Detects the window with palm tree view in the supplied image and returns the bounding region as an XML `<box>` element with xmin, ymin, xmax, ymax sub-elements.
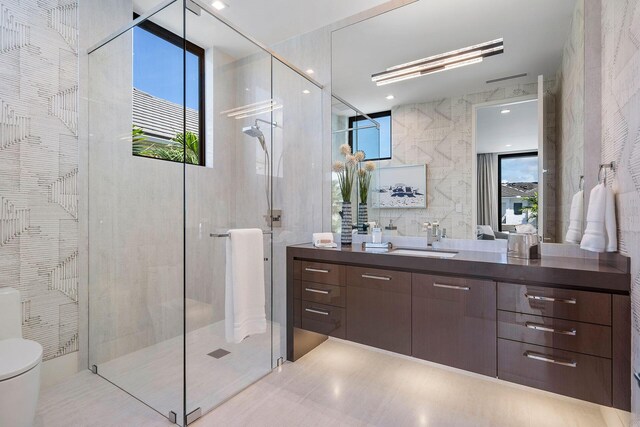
<box><xmin>131</xmin><ymin>18</ymin><xmax>204</xmax><ymax>165</ymax></box>
<box><xmin>498</xmin><ymin>152</ymin><xmax>538</xmax><ymax>232</ymax></box>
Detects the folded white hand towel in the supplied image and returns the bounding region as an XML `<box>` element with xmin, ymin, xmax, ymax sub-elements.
<box><xmin>565</xmin><ymin>190</ymin><xmax>583</xmax><ymax>244</ymax></box>
<box><xmin>225</xmin><ymin>229</ymin><xmax>266</xmax><ymax>343</ymax></box>
<box><xmin>312</xmin><ymin>232</ymin><xmax>335</xmax><ymax>247</ymax></box>
<box><xmin>580</xmin><ymin>184</ymin><xmax>617</xmax><ymax>252</ymax></box>
<box><xmin>604</xmin><ymin>185</ymin><xmax>617</xmax><ymax>252</ymax></box>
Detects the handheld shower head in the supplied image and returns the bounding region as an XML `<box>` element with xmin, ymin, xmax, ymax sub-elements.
<box><xmin>242</xmin><ymin>124</ymin><xmax>267</xmax><ymax>152</ymax></box>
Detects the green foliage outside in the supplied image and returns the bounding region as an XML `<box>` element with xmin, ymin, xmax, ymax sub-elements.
<box><xmin>132</xmin><ymin>125</ymin><xmax>200</xmax><ymax>165</ymax></box>
<box><xmin>523</xmin><ymin>191</ymin><xmax>538</xmax><ymax>221</ymax></box>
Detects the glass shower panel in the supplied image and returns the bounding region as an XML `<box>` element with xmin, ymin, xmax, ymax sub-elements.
<box><xmin>184</xmin><ymin>5</ymin><xmax>274</xmax><ymax>419</ymax></box>
<box><xmin>88</xmin><ymin>1</ymin><xmax>185</xmax><ymax>423</ymax></box>
<box><xmin>271</xmin><ymin>59</ymin><xmax>323</xmax><ymax>362</ymax></box>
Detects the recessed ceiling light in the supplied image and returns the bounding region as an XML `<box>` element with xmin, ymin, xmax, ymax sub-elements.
<box><xmin>505</xmin><ymin>144</ymin><xmax>512</xmax><ymax>147</ymax></box>
<box><xmin>212</xmin><ymin>1</ymin><xmax>227</xmax><ymax>10</ymax></box>
<box><xmin>302</xmin><ymin>89</ymin><xmax>310</xmax><ymax>94</ymax></box>
<box><xmin>305</xmin><ymin>69</ymin><xmax>314</xmax><ymax>75</ymax></box>
<box><xmin>371</xmin><ymin>38</ymin><xmax>504</xmax><ymax>86</ymax></box>
<box><xmin>386</xmin><ymin>95</ymin><xmax>395</xmax><ymax>100</ymax></box>
<box><xmin>501</xmin><ymin>109</ymin><xmax>511</xmax><ymax>114</ymax></box>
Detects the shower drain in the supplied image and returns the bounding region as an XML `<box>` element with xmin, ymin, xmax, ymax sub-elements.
<box><xmin>208</xmin><ymin>348</ymin><xmax>231</xmax><ymax>359</ymax></box>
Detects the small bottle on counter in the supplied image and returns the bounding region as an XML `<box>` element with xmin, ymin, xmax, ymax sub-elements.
<box><xmin>384</xmin><ymin>219</ymin><xmax>398</xmax><ymax>237</ymax></box>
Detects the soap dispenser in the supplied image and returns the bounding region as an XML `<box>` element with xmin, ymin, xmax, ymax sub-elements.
<box><xmin>371</xmin><ymin>223</ymin><xmax>382</xmax><ymax>244</ymax></box>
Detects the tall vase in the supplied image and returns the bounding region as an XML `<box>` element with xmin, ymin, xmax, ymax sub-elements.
<box><xmin>341</xmin><ymin>202</ymin><xmax>352</xmax><ymax>245</ymax></box>
<box><xmin>357</xmin><ymin>202</ymin><xmax>368</xmax><ymax>234</ymax></box>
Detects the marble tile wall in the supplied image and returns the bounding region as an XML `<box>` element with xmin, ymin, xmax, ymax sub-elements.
<box><xmin>0</xmin><ymin>0</ymin><xmax>79</xmax><ymax>361</ymax></box>
<box><xmin>600</xmin><ymin>0</ymin><xmax>640</xmax><ymax>419</ymax></box>
<box><xmin>556</xmin><ymin>0</ymin><xmax>585</xmax><ymax>242</ymax></box>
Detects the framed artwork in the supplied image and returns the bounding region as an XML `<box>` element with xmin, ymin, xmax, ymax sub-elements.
<box><xmin>371</xmin><ymin>164</ymin><xmax>427</xmax><ymax>209</ymax></box>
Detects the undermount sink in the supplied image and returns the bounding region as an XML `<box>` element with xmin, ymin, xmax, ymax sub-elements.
<box><xmin>389</xmin><ymin>248</ymin><xmax>458</xmax><ymax>258</ymax></box>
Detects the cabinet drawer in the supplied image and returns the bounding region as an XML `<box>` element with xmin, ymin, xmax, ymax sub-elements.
<box><xmin>497</xmin><ymin>283</ymin><xmax>611</xmax><ymax>325</ymax></box>
<box><xmin>301</xmin><ymin>261</ymin><xmax>344</xmax><ymax>286</ymax></box>
<box><xmin>497</xmin><ymin>311</ymin><xmax>611</xmax><ymax>358</ymax></box>
<box><xmin>301</xmin><ymin>281</ymin><xmax>345</xmax><ymax>307</ymax></box>
<box><xmin>346</xmin><ymin>266</ymin><xmax>411</xmax><ymax>294</ymax></box>
<box><xmin>301</xmin><ymin>301</ymin><xmax>345</xmax><ymax>339</ymax></box>
<box><xmin>498</xmin><ymin>339</ymin><xmax>612</xmax><ymax>406</ymax></box>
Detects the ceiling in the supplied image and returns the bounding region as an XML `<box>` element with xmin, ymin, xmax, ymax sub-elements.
<box><xmin>134</xmin><ymin>0</ymin><xmax>390</xmax><ymax>60</ymax></box>
<box><xmin>476</xmin><ymin>99</ymin><xmax>538</xmax><ymax>154</ymax></box>
<box><xmin>332</xmin><ymin>0</ymin><xmax>577</xmax><ymax>114</ymax></box>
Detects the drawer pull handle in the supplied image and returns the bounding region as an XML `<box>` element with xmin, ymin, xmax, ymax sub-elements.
<box><xmin>525</xmin><ymin>293</ymin><xmax>576</xmax><ymax>304</ymax></box>
<box><xmin>524</xmin><ymin>351</ymin><xmax>577</xmax><ymax>368</ymax></box>
<box><xmin>433</xmin><ymin>283</ymin><xmax>470</xmax><ymax>291</ymax></box>
<box><xmin>362</xmin><ymin>274</ymin><xmax>391</xmax><ymax>281</ymax></box>
<box><xmin>525</xmin><ymin>322</ymin><xmax>577</xmax><ymax>336</ymax></box>
<box><xmin>305</xmin><ymin>308</ymin><xmax>330</xmax><ymax>316</ymax></box>
<box><xmin>305</xmin><ymin>268</ymin><xmax>330</xmax><ymax>274</ymax></box>
<box><xmin>305</xmin><ymin>287</ymin><xmax>330</xmax><ymax>295</ymax></box>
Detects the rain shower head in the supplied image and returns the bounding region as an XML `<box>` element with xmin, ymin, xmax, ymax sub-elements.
<box><xmin>242</xmin><ymin>124</ymin><xmax>267</xmax><ymax>152</ymax></box>
<box><xmin>242</xmin><ymin>125</ymin><xmax>263</xmax><ymax>139</ymax></box>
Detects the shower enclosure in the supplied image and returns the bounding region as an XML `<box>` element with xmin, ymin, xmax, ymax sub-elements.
<box><xmin>87</xmin><ymin>1</ymin><xmax>323</xmax><ymax>424</ymax></box>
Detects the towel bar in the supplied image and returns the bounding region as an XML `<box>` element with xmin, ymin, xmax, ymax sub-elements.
<box><xmin>210</xmin><ymin>231</ymin><xmax>273</xmax><ymax>238</ymax></box>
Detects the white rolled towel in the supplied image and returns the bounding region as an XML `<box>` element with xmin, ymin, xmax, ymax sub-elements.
<box><xmin>580</xmin><ymin>184</ymin><xmax>617</xmax><ymax>252</ymax></box>
<box><xmin>565</xmin><ymin>190</ymin><xmax>583</xmax><ymax>244</ymax></box>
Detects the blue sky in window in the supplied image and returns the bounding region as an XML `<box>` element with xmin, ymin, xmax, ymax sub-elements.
<box><xmin>501</xmin><ymin>156</ymin><xmax>538</xmax><ymax>183</ymax></box>
<box><xmin>133</xmin><ymin>26</ymin><xmax>200</xmax><ymax>110</ymax></box>
<box><xmin>354</xmin><ymin>115</ymin><xmax>391</xmax><ymax>160</ymax></box>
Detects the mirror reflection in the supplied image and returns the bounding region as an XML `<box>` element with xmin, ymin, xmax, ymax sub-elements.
<box><xmin>331</xmin><ymin>0</ymin><xmax>584</xmax><ymax>243</ymax></box>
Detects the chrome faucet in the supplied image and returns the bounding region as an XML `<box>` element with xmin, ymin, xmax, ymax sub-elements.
<box><xmin>422</xmin><ymin>221</ymin><xmax>441</xmax><ymax>245</ymax></box>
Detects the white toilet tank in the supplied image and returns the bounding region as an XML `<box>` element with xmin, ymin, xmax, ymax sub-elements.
<box><xmin>0</xmin><ymin>287</ymin><xmax>23</xmax><ymax>340</ymax></box>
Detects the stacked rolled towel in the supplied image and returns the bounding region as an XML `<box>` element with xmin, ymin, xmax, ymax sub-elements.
<box><xmin>565</xmin><ymin>190</ymin><xmax>584</xmax><ymax>244</ymax></box>
<box><xmin>580</xmin><ymin>184</ymin><xmax>617</xmax><ymax>252</ymax></box>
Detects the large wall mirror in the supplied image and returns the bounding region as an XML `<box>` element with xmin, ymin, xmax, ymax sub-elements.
<box><xmin>331</xmin><ymin>0</ymin><xmax>585</xmax><ymax>243</ymax></box>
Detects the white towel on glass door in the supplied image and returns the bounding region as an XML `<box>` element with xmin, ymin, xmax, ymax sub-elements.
<box><xmin>580</xmin><ymin>184</ymin><xmax>617</xmax><ymax>252</ymax></box>
<box><xmin>565</xmin><ymin>190</ymin><xmax>583</xmax><ymax>244</ymax></box>
<box><xmin>225</xmin><ymin>229</ymin><xmax>266</xmax><ymax>343</ymax></box>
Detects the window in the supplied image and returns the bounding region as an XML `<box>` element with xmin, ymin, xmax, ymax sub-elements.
<box><xmin>348</xmin><ymin>110</ymin><xmax>391</xmax><ymax>161</ymax></box>
<box><xmin>131</xmin><ymin>16</ymin><xmax>205</xmax><ymax>166</ymax></box>
<box><xmin>497</xmin><ymin>152</ymin><xmax>538</xmax><ymax>231</ymax></box>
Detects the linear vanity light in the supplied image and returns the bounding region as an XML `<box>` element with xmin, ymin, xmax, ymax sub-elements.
<box><xmin>371</xmin><ymin>38</ymin><xmax>504</xmax><ymax>86</ymax></box>
<box><xmin>220</xmin><ymin>99</ymin><xmax>283</xmax><ymax>119</ymax></box>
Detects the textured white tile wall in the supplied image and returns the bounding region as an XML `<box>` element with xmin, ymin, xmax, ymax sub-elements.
<box><xmin>0</xmin><ymin>0</ymin><xmax>79</xmax><ymax>361</ymax></box>
<box><xmin>601</xmin><ymin>0</ymin><xmax>640</xmax><ymax>419</ymax></box>
<box><xmin>371</xmin><ymin>81</ymin><xmax>556</xmax><ymax>239</ymax></box>
<box><xmin>556</xmin><ymin>0</ymin><xmax>585</xmax><ymax>242</ymax></box>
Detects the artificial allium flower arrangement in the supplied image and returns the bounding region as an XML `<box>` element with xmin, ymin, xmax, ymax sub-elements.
<box><xmin>358</xmin><ymin>160</ymin><xmax>376</xmax><ymax>204</ymax></box>
<box><xmin>332</xmin><ymin>143</ymin><xmax>376</xmax><ymax>203</ymax></box>
<box><xmin>332</xmin><ymin>143</ymin><xmax>358</xmax><ymax>202</ymax></box>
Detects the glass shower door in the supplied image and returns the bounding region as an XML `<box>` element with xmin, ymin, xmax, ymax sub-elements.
<box><xmin>184</xmin><ymin>5</ymin><xmax>274</xmax><ymax>421</ymax></box>
<box><xmin>88</xmin><ymin>1</ymin><xmax>185</xmax><ymax>423</ymax></box>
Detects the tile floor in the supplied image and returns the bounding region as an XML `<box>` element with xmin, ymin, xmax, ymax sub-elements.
<box><xmin>36</xmin><ymin>339</ymin><xmax>632</xmax><ymax>427</ymax></box>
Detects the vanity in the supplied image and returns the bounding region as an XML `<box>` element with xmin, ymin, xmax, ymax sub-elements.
<box><xmin>286</xmin><ymin>244</ymin><xmax>631</xmax><ymax>411</ymax></box>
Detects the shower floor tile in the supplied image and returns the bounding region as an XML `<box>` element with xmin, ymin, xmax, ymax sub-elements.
<box><xmin>96</xmin><ymin>319</ymin><xmax>279</xmax><ymax>423</ymax></box>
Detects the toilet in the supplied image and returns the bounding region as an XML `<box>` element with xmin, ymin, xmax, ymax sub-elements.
<box><xmin>0</xmin><ymin>287</ymin><xmax>43</xmax><ymax>427</ymax></box>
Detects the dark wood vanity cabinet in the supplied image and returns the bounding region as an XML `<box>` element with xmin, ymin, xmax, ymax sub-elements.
<box><xmin>287</xmin><ymin>245</ymin><xmax>631</xmax><ymax>411</ymax></box>
<box><xmin>346</xmin><ymin>266</ymin><xmax>411</xmax><ymax>355</ymax></box>
<box><xmin>412</xmin><ymin>274</ymin><xmax>496</xmax><ymax>376</ymax></box>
